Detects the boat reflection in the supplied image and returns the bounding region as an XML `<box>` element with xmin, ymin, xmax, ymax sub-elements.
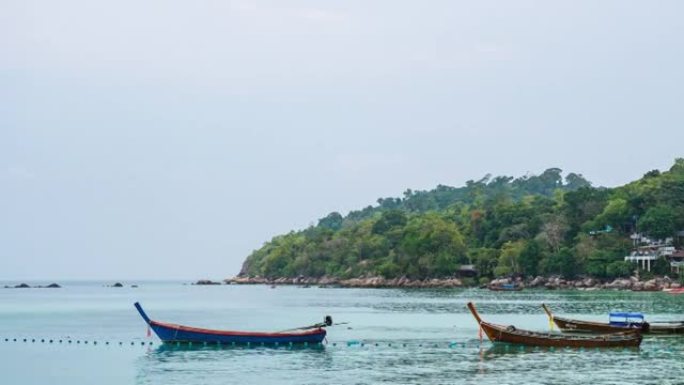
<box><xmin>479</xmin><ymin>343</ymin><xmax>640</xmax><ymax>360</ymax></box>
<box><xmin>149</xmin><ymin>341</ymin><xmax>327</xmax><ymax>353</ymax></box>
<box><xmin>135</xmin><ymin>341</ymin><xmax>331</xmax><ymax>383</ymax></box>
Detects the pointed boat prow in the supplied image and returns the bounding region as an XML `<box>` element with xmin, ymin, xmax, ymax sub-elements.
<box><xmin>467</xmin><ymin>302</ymin><xmax>483</xmax><ymax>324</ymax></box>
<box><xmin>134</xmin><ymin>302</ymin><xmax>152</xmax><ymax>325</ymax></box>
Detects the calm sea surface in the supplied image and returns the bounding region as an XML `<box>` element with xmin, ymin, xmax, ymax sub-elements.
<box><xmin>0</xmin><ymin>282</ymin><xmax>682</xmax><ymax>384</ymax></box>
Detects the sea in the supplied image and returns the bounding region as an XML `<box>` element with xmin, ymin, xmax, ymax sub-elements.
<box><xmin>0</xmin><ymin>281</ymin><xmax>682</xmax><ymax>385</ymax></box>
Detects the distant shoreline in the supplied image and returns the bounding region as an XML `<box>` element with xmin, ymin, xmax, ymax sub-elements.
<box><xmin>219</xmin><ymin>275</ymin><xmax>681</xmax><ymax>291</ymax></box>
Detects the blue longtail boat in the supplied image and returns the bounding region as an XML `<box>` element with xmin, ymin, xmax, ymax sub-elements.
<box><xmin>134</xmin><ymin>302</ymin><xmax>329</xmax><ymax>345</ymax></box>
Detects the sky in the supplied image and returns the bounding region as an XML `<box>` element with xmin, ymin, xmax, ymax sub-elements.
<box><xmin>1</xmin><ymin>0</ymin><xmax>683</xmax><ymax>280</ymax></box>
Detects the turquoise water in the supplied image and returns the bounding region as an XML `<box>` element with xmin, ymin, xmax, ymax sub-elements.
<box><xmin>1</xmin><ymin>282</ymin><xmax>683</xmax><ymax>384</ymax></box>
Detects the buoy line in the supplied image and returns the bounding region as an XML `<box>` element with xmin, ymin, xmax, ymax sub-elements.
<box><xmin>1</xmin><ymin>337</ymin><xmax>675</xmax><ymax>353</ymax></box>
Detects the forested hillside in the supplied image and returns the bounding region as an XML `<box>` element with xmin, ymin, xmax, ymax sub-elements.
<box><xmin>240</xmin><ymin>159</ymin><xmax>684</xmax><ymax>282</ymax></box>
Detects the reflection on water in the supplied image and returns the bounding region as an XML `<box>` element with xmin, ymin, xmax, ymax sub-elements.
<box><xmin>478</xmin><ymin>343</ymin><xmax>642</xmax><ymax>358</ymax></box>
<box><xmin>137</xmin><ymin>343</ymin><xmax>333</xmax><ymax>385</ymax></box>
<box><xmin>150</xmin><ymin>342</ymin><xmax>326</xmax><ymax>354</ymax></box>
<box><xmin>134</xmin><ymin>337</ymin><xmax>684</xmax><ymax>385</ymax></box>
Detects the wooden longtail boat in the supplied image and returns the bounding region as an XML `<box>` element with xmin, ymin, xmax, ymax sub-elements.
<box><xmin>542</xmin><ymin>303</ymin><xmax>684</xmax><ymax>335</ymax></box>
<box><xmin>487</xmin><ymin>283</ymin><xmax>523</xmax><ymax>291</ymax></box>
<box><xmin>134</xmin><ymin>302</ymin><xmax>329</xmax><ymax>345</ymax></box>
<box><xmin>466</xmin><ymin>302</ymin><xmax>642</xmax><ymax>348</ymax></box>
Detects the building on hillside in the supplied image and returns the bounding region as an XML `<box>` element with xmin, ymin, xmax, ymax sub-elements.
<box><xmin>668</xmin><ymin>250</ymin><xmax>684</xmax><ymax>274</ymax></box>
<box><xmin>457</xmin><ymin>264</ymin><xmax>478</xmax><ymax>278</ymax></box>
<box><xmin>624</xmin><ymin>244</ymin><xmax>675</xmax><ymax>272</ymax></box>
<box><xmin>630</xmin><ymin>232</ymin><xmax>674</xmax><ymax>248</ymax></box>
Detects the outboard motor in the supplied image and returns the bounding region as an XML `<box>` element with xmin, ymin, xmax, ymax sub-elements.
<box><xmin>324</xmin><ymin>315</ymin><xmax>333</xmax><ymax>327</ymax></box>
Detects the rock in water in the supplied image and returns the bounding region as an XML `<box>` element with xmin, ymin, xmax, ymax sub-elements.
<box><xmin>15</xmin><ymin>283</ymin><xmax>30</xmax><ymax>288</ymax></box>
<box><xmin>112</xmin><ymin>282</ymin><xmax>124</xmax><ymax>288</ymax></box>
<box><xmin>46</xmin><ymin>283</ymin><xmax>61</xmax><ymax>288</ymax></box>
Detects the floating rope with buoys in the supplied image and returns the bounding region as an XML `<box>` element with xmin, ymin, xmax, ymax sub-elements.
<box><xmin>0</xmin><ymin>336</ymin><xmax>482</xmax><ymax>349</ymax></box>
<box><xmin>0</xmin><ymin>337</ymin><xmax>154</xmax><ymax>346</ymax></box>
<box><xmin>2</xmin><ymin>337</ymin><xmax>676</xmax><ymax>353</ymax></box>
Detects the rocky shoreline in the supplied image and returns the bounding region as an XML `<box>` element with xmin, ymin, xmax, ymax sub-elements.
<box><xmin>220</xmin><ymin>276</ymin><xmax>464</xmax><ymax>288</ymax></box>
<box><xmin>219</xmin><ymin>275</ymin><xmax>682</xmax><ymax>291</ymax></box>
<box><xmin>491</xmin><ymin>276</ymin><xmax>681</xmax><ymax>291</ymax></box>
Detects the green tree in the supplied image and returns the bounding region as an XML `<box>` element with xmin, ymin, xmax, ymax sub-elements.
<box><xmin>638</xmin><ymin>205</ymin><xmax>678</xmax><ymax>241</ymax></box>
<box><xmin>606</xmin><ymin>261</ymin><xmax>634</xmax><ymax>278</ymax></box>
<box><xmin>494</xmin><ymin>240</ymin><xmax>525</xmax><ymax>277</ymax></box>
<box><xmin>540</xmin><ymin>247</ymin><xmax>579</xmax><ymax>279</ymax></box>
<box><xmin>652</xmin><ymin>257</ymin><xmax>671</xmax><ymax>276</ymax></box>
<box><xmin>594</xmin><ymin>198</ymin><xmax>632</xmax><ymax>231</ymax></box>
<box><xmin>585</xmin><ymin>250</ymin><xmax>613</xmax><ymax>278</ymax></box>
<box><xmin>469</xmin><ymin>248</ymin><xmax>500</xmax><ymax>278</ymax></box>
<box><xmin>565</xmin><ymin>173</ymin><xmax>591</xmax><ymax>190</ymax></box>
<box><xmin>398</xmin><ymin>214</ymin><xmax>467</xmax><ymax>278</ymax></box>
<box><xmin>519</xmin><ymin>240</ymin><xmax>542</xmax><ymax>277</ymax></box>
<box><xmin>372</xmin><ymin>210</ymin><xmax>407</xmax><ymax>234</ymax></box>
<box><xmin>318</xmin><ymin>212</ymin><xmax>344</xmax><ymax>231</ymax></box>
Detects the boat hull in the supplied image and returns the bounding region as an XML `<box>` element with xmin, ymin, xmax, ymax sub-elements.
<box><xmin>479</xmin><ymin>321</ymin><xmax>641</xmax><ymax>348</ymax></box>
<box><xmin>135</xmin><ymin>303</ymin><xmax>326</xmax><ymax>345</ymax></box>
<box><xmin>552</xmin><ymin>316</ymin><xmax>684</xmax><ymax>335</ymax></box>
<box><xmin>487</xmin><ymin>284</ymin><xmax>523</xmax><ymax>291</ymax></box>
<box><xmin>543</xmin><ymin>304</ymin><xmax>684</xmax><ymax>335</ymax></box>
<box><xmin>149</xmin><ymin>322</ymin><xmax>326</xmax><ymax>344</ymax></box>
<box><xmin>467</xmin><ymin>302</ymin><xmax>642</xmax><ymax>348</ymax></box>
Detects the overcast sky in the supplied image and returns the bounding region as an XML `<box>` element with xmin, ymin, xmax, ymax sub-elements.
<box><xmin>1</xmin><ymin>0</ymin><xmax>683</xmax><ymax>280</ymax></box>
